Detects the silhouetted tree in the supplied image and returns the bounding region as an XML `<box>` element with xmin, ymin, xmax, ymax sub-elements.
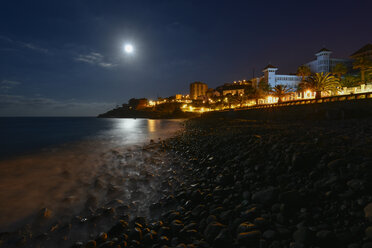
<box><xmin>297</xmin><ymin>65</ymin><xmax>311</xmax><ymax>82</ymax></box>
<box><xmin>353</xmin><ymin>57</ymin><xmax>372</xmax><ymax>84</ymax></box>
<box><xmin>332</xmin><ymin>63</ymin><xmax>348</xmax><ymax>79</ymax></box>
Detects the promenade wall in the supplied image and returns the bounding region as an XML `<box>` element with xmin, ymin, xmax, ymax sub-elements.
<box><xmin>202</xmin><ymin>97</ymin><xmax>372</xmax><ymax>120</ymax></box>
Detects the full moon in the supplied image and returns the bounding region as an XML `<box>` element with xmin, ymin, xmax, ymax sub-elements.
<box><xmin>124</xmin><ymin>44</ymin><xmax>134</xmax><ymax>53</ymax></box>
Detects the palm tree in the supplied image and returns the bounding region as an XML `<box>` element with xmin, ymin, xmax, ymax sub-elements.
<box><xmin>271</xmin><ymin>84</ymin><xmax>291</xmax><ymax>103</ymax></box>
<box><xmin>296</xmin><ymin>65</ymin><xmax>311</xmax><ymax>82</ymax></box>
<box><xmin>332</xmin><ymin>63</ymin><xmax>348</xmax><ymax>79</ymax></box>
<box><xmin>303</xmin><ymin>72</ymin><xmax>341</xmax><ymax>99</ymax></box>
<box><xmin>353</xmin><ymin>57</ymin><xmax>372</xmax><ymax>84</ymax></box>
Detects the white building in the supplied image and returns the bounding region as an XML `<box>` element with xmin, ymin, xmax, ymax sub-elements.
<box><xmin>251</xmin><ymin>48</ymin><xmax>352</xmax><ymax>89</ymax></box>
<box><xmin>304</xmin><ymin>48</ymin><xmax>351</xmax><ymax>73</ymax></box>
<box><xmin>251</xmin><ymin>64</ymin><xmax>302</xmax><ymax>89</ymax></box>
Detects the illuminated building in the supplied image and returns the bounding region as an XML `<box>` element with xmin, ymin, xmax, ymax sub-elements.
<box><xmin>223</xmin><ymin>89</ymin><xmax>244</xmax><ymax>96</ymax></box>
<box><xmin>251</xmin><ymin>48</ymin><xmax>353</xmax><ymax>88</ymax></box>
<box><xmin>250</xmin><ymin>64</ymin><xmax>303</xmax><ymax>88</ymax></box>
<box><xmin>206</xmin><ymin>88</ymin><xmax>220</xmax><ymax>98</ymax></box>
<box><xmin>304</xmin><ymin>48</ymin><xmax>352</xmax><ymax>73</ymax></box>
<box><xmin>190</xmin><ymin>82</ymin><xmax>208</xmax><ymax>100</ymax></box>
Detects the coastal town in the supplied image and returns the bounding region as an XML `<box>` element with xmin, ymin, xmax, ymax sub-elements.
<box><xmin>103</xmin><ymin>43</ymin><xmax>372</xmax><ymax>116</ymax></box>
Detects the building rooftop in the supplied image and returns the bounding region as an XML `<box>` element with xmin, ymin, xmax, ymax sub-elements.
<box><xmin>316</xmin><ymin>48</ymin><xmax>331</xmax><ymax>53</ymax></box>
<box><xmin>263</xmin><ymin>64</ymin><xmax>278</xmax><ymax>70</ymax></box>
<box><xmin>351</xmin><ymin>43</ymin><xmax>372</xmax><ymax>57</ymax></box>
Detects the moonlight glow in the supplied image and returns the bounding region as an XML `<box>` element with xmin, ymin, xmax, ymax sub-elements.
<box><xmin>124</xmin><ymin>44</ymin><xmax>134</xmax><ymax>54</ymax></box>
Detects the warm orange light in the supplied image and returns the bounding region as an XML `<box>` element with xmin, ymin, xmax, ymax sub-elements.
<box><xmin>305</xmin><ymin>90</ymin><xmax>312</xmax><ymax>98</ymax></box>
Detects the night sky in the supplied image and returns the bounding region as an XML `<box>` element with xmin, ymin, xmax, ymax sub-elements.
<box><xmin>0</xmin><ymin>0</ymin><xmax>371</xmax><ymax>116</ymax></box>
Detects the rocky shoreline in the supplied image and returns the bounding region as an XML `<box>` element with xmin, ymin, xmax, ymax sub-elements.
<box><xmin>2</xmin><ymin>117</ymin><xmax>372</xmax><ymax>247</ymax></box>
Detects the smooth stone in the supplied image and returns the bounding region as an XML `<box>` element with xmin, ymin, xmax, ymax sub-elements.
<box><xmin>204</xmin><ymin>221</ymin><xmax>226</xmax><ymax>243</ymax></box>
<box><xmin>236</xmin><ymin>230</ymin><xmax>261</xmax><ymax>246</ymax></box>
<box><xmin>327</xmin><ymin>159</ymin><xmax>347</xmax><ymax>169</ymax></box>
<box><xmin>293</xmin><ymin>227</ymin><xmax>314</xmax><ymax>245</ymax></box>
<box><xmin>365</xmin><ymin>203</ymin><xmax>372</xmax><ymax>221</ymax></box>
<box><xmin>251</xmin><ymin>187</ymin><xmax>278</xmax><ymax>205</ymax></box>
<box><xmin>262</xmin><ymin>230</ymin><xmax>276</xmax><ymax>240</ymax></box>
<box><xmin>366</xmin><ymin>226</ymin><xmax>372</xmax><ymax>239</ymax></box>
<box><xmin>86</xmin><ymin>240</ymin><xmax>97</xmax><ymax>248</ymax></box>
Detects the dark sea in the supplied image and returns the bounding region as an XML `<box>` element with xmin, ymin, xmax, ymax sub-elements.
<box><xmin>0</xmin><ymin>117</ymin><xmax>184</xmax><ymax>235</ymax></box>
<box><xmin>0</xmin><ymin>117</ymin><xmax>183</xmax><ymax>160</ymax></box>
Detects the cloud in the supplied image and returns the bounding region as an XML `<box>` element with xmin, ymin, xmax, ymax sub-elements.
<box><xmin>0</xmin><ymin>35</ymin><xmax>13</xmax><ymax>42</ymax></box>
<box><xmin>0</xmin><ymin>80</ymin><xmax>21</xmax><ymax>92</ymax></box>
<box><xmin>0</xmin><ymin>35</ymin><xmax>49</xmax><ymax>54</ymax></box>
<box><xmin>20</xmin><ymin>42</ymin><xmax>49</xmax><ymax>54</ymax></box>
<box><xmin>0</xmin><ymin>94</ymin><xmax>115</xmax><ymax>116</ymax></box>
<box><xmin>75</xmin><ymin>52</ymin><xmax>117</xmax><ymax>68</ymax></box>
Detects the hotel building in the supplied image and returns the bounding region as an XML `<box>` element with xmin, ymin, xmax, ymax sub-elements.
<box><xmin>252</xmin><ymin>48</ymin><xmax>352</xmax><ymax>88</ymax></box>
<box><xmin>190</xmin><ymin>82</ymin><xmax>208</xmax><ymax>100</ymax></box>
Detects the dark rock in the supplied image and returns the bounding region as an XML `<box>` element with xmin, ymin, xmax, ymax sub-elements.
<box><xmin>191</xmin><ymin>190</ymin><xmax>203</xmax><ymax>203</ymax></box>
<box><xmin>95</xmin><ymin>232</ymin><xmax>107</xmax><ymax>244</ymax></box>
<box><xmin>252</xmin><ymin>188</ymin><xmax>279</xmax><ymax>205</ymax></box>
<box><xmin>171</xmin><ymin>220</ymin><xmax>184</xmax><ymax>233</ymax></box>
<box><xmin>279</xmin><ymin>190</ymin><xmax>301</xmax><ymax>207</ymax></box>
<box><xmin>293</xmin><ymin>227</ymin><xmax>314</xmax><ymax>245</ymax></box>
<box><xmin>291</xmin><ymin>152</ymin><xmax>318</xmax><ymax>170</ymax></box>
<box><xmin>158</xmin><ymin>235</ymin><xmax>170</xmax><ymax>245</ymax></box>
<box><xmin>133</xmin><ymin>216</ymin><xmax>147</xmax><ymax>227</ymax></box>
<box><xmin>241</xmin><ymin>207</ymin><xmax>259</xmax><ymax>221</ymax></box>
<box><xmin>72</xmin><ymin>241</ymin><xmax>84</xmax><ymax>248</ymax></box>
<box><xmin>347</xmin><ymin>244</ymin><xmax>360</xmax><ymax>248</ymax></box>
<box><xmin>219</xmin><ymin>210</ymin><xmax>233</xmax><ymax>223</ymax></box>
<box><xmin>192</xmin><ymin>204</ymin><xmax>205</xmax><ymax>217</ymax></box>
<box><xmin>289</xmin><ymin>242</ymin><xmax>305</xmax><ymax>248</ymax></box>
<box><xmin>270</xmin><ymin>240</ymin><xmax>282</xmax><ymax>248</ymax></box>
<box><xmin>366</xmin><ymin>226</ymin><xmax>372</xmax><ymax>240</ymax></box>
<box><xmin>327</xmin><ymin>159</ymin><xmax>347</xmax><ymax>170</ymax></box>
<box><xmin>39</xmin><ymin>207</ymin><xmax>52</xmax><ymax>219</ymax></box>
<box><xmin>213</xmin><ymin>228</ymin><xmax>232</xmax><ymax>247</ymax></box>
<box><xmin>98</xmin><ymin>241</ymin><xmax>114</xmax><ymax>248</ymax></box>
<box><xmin>143</xmin><ymin>233</ymin><xmax>153</xmax><ymax>245</ymax></box>
<box><xmin>158</xmin><ymin>226</ymin><xmax>171</xmax><ymax>238</ymax></box>
<box><xmin>129</xmin><ymin>227</ymin><xmax>142</xmax><ymax>241</ymax></box>
<box><xmin>86</xmin><ymin>240</ymin><xmax>97</xmax><ymax>248</ymax></box>
<box><xmin>253</xmin><ymin>217</ymin><xmax>267</xmax><ymax>229</ymax></box>
<box><xmin>217</xmin><ymin>173</ymin><xmax>234</xmax><ymax>186</ymax></box>
<box><xmin>237</xmin><ymin>222</ymin><xmax>257</xmax><ymax>233</ymax></box>
<box><xmin>262</xmin><ymin>230</ymin><xmax>276</xmax><ymax>240</ymax></box>
<box><xmin>365</xmin><ymin>203</ymin><xmax>372</xmax><ymax>221</ymax></box>
<box><xmin>316</xmin><ymin>230</ymin><xmax>337</xmax><ymax>247</ymax></box>
<box><xmin>236</xmin><ymin>230</ymin><xmax>261</xmax><ymax>246</ymax></box>
<box><xmin>176</xmin><ymin>244</ymin><xmax>187</xmax><ymax>248</ymax></box>
<box><xmin>203</xmin><ymin>221</ymin><xmax>226</xmax><ymax>243</ymax></box>
<box><xmin>206</xmin><ymin>215</ymin><xmax>217</xmax><ymax>224</ymax></box>
<box><xmin>108</xmin><ymin>220</ymin><xmax>128</xmax><ymax>237</ymax></box>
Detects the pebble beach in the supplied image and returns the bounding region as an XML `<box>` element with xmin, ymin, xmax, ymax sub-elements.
<box><xmin>1</xmin><ymin>117</ymin><xmax>372</xmax><ymax>248</ymax></box>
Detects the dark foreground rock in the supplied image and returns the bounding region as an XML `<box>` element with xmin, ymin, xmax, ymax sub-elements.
<box><xmin>2</xmin><ymin>117</ymin><xmax>372</xmax><ymax>247</ymax></box>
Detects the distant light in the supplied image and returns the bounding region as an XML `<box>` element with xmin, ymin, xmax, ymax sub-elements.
<box><xmin>124</xmin><ymin>44</ymin><xmax>134</xmax><ymax>54</ymax></box>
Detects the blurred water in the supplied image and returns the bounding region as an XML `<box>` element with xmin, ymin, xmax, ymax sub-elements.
<box><xmin>0</xmin><ymin>118</ymin><xmax>184</xmax><ymax>233</ymax></box>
